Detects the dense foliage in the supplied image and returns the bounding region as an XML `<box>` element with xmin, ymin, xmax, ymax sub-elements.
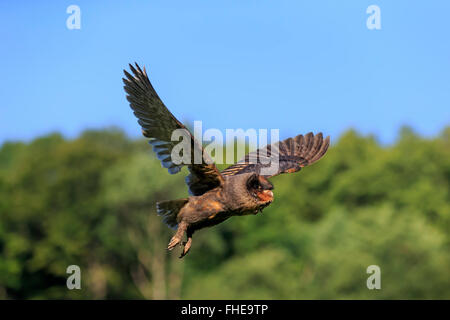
<box><xmin>0</xmin><ymin>126</ymin><xmax>449</xmax><ymax>299</ymax></box>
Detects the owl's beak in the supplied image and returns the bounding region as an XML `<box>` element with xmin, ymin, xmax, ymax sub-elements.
<box><xmin>255</xmin><ymin>189</ymin><xmax>274</xmax><ymax>202</ymax></box>
<box><xmin>263</xmin><ymin>190</ymin><xmax>273</xmax><ymax>198</ymax></box>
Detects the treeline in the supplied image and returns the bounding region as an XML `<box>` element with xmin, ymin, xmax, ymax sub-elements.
<box><xmin>0</xmin><ymin>126</ymin><xmax>449</xmax><ymax>299</ymax></box>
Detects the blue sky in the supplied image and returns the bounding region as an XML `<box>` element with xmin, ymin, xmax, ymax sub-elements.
<box><xmin>0</xmin><ymin>0</ymin><xmax>449</xmax><ymax>144</ymax></box>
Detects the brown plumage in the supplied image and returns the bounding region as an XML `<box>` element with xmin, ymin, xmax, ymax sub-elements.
<box><xmin>123</xmin><ymin>63</ymin><xmax>330</xmax><ymax>258</ymax></box>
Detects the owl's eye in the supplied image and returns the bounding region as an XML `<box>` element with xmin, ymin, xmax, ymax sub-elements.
<box><xmin>247</xmin><ymin>176</ymin><xmax>260</xmax><ymax>190</ymax></box>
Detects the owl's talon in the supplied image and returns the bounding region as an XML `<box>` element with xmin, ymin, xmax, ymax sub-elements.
<box><xmin>167</xmin><ymin>236</ymin><xmax>181</xmax><ymax>250</ymax></box>
<box><xmin>179</xmin><ymin>236</ymin><xmax>192</xmax><ymax>258</ymax></box>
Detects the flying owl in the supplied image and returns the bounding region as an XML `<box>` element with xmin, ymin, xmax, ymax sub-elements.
<box><xmin>123</xmin><ymin>63</ymin><xmax>330</xmax><ymax>258</ymax></box>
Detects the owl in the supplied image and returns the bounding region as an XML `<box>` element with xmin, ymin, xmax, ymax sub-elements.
<box><xmin>123</xmin><ymin>63</ymin><xmax>330</xmax><ymax>258</ymax></box>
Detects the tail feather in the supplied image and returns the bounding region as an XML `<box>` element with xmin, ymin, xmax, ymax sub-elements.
<box><xmin>156</xmin><ymin>199</ymin><xmax>189</xmax><ymax>229</ymax></box>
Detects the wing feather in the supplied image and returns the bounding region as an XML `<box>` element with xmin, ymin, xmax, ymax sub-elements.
<box><xmin>221</xmin><ymin>132</ymin><xmax>330</xmax><ymax>178</ymax></box>
<box><xmin>123</xmin><ymin>63</ymin><xmax>223</xmax><ymax>195</ymax></box>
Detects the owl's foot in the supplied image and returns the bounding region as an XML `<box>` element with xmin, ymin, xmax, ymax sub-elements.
<box><xmin>179</xmin><ymin>236</ymin><xmax>192</xmax><ymax>258</ymax></box>
<box><xmin>167</xmin><ymin>236</ymin><xmax>181</xmax><ymax>250</ymax></box>
<box><xmin>167</xmin><ymin>222</ymin><xmax>188</xmax><ymax>251</ymax></box>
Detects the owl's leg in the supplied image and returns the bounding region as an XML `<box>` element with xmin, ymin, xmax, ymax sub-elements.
<box><xmin>179</xmin><ymin>230</ymin><xmax>193</xmax><ymax>258</ymax></box>
<box><xmin>167</xmin><ymin>221</ymin><xmax>187</xmax><ymax>250</ymax></box>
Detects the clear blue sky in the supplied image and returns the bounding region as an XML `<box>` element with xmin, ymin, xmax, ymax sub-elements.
<box><xmin>0</xmin><ymin>0</ymin><xmax>449</xmax><ymax>144</ymax></box>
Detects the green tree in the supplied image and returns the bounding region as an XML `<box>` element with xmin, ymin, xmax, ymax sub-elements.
<box><xmin>0</xmin><ymin>126</ymin><xmax>449</xmax><ymax>299</ymax></box>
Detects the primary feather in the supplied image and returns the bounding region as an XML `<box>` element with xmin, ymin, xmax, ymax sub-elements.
<box><xmin>221</xmin><ymin>132</ymin><xmax>330</xmax><ymax>177</ymax></box>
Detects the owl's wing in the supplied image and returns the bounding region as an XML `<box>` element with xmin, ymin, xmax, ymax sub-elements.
<box><xmin>221</xmin><ymin>132</ymin><xmax>330</xmax><ymax>178</ymax></box>
<box><xmin>123</xmin><ymin>63</ymin><xmax>223</xmax><ymax>196</ymax></box>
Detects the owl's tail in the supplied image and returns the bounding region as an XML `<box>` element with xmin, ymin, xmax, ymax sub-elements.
<box><xmin>156</xmin><ymin>198</ymin><xmax>189</xmax><ymax>229</ymax></box>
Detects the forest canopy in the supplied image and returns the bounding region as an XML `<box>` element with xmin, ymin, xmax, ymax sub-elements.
<box><xmin>0</xmin><ymin>126</ymin><xmax>449</xmax><ymax>299</ymax></box>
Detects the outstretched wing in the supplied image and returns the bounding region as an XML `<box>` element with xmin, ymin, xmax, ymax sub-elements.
<box><xmin>221</xmin><ymin>132</ymin><xmax>330</xmax><ymax>178</ymax></box>
<box><xmin>123</xmin><ymin>63</ymin><xmax>223</xmax><ymax>196</ymax></box>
